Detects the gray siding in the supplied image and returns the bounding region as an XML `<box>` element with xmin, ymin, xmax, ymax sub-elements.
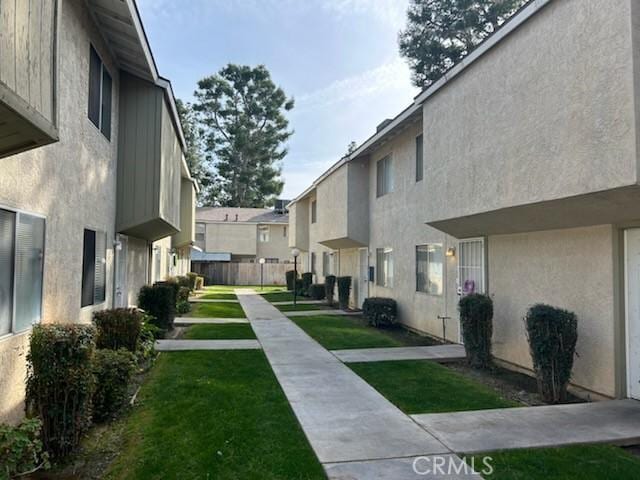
<box><xmin>172</xmin><ymin>177</ymin><xmax>195</xmax><ymax>248</ymax></box>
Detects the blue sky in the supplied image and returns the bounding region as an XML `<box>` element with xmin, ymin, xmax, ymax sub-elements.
<box><xmin>137</xmin><ymin>0</ymin><xmax>418</xmax><ymax>200</ymax></box>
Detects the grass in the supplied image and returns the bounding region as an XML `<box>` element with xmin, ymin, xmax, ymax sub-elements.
<box><xmin>198</xmin><ymin>293</ymin><xmax>238</xmax><ymax>300</ymax></box>
<box><xmin>204</xmin><ymin>285</ymin><xmax>286</xmax><ymax>293</ymax></box>
<box><xmin>277</xmin><ymin>303</ymin><xmax>329</xmax><ymax>312</ymax></box>
<box><xmin>469</xmin><ymin>444</ymin><xmax>640</xmax><ymax>479</ymax></box>
<box><xmin>183</xmin><ymin>323</ymin><xmax>255</xmax><ymax>339</ymax></box>
<box><xmin>105</xmin><ymin>351</ymin><xmax>325</xmax><ymax>480</ymax></box>
<box><xmin>292</xmin><ymin>315</ymin><xmax>439</xmax><ymax>350</ymax></box>
<box><xmin>189</xmin><ymin>302</ymin><xmax>246</xmax><ymax>318</ymax></box>
<box><xmin>348</xmin><ymin>360</ymin><xmax>517</xmax><ymax>414</ymax></box>
<box><xmin>261</xmin><ymin>291</ymin><xmax>296</xmax><ymax>302</ymax></box>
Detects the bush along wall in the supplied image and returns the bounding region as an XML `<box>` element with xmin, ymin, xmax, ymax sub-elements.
<box><xmin>525</xmin><ymin>303</ymin><xmax>578</xmax><ymax>403</ymax></box>
<box><xmin>91</xmin><ymin>349</ymin><xmax>137</xmax><ymax>423</ymax></box>
<box><xmin>301</xmin><ymin>272</ymin><xmax>313</xmax><ymax>296</ymax></box>
<box><xmin>26</xmin><ymin>324</ymin><xmax>96</xmax><ymax>459</ymax></box>
<box><xmin>186</xmin><ymin>272</ymin><xmax>198</xmax><ymax>291</ymax></box>
<box><xmin>286</xmin><ymin>270</ymin><xmax>298</xmax><ymax>291</ymax></box>
<box><xmin>337</xmin><ymin>276</ymin><xmax>352</xmax><ymax>310</ymax></box>
<box><xmin>93</xmin><ymin>308</ymin><xmax>143</xmax><ymax>353</ymax></box>
<box><xmin>325</xmin><ymin>275</ymin><xmax>337</xmax><ymax>305</ymax></box>
<box><xmin>0</xmin><ymin>418</ymin><xmax>50</xmax><ymax>478</ymax></box>
<box><xmin>138</xmin><ymin>284</ymin><xmax>176</xmax><ymax>333</ymax></box>
<box><xmin>195</xmin><ymin>275</ymin><xmax>205</xmax><ymax>290</ymax></box>
<box><xmin>459</xmin><ymin>294</ymin><xmax>493</xmax><ymax>369</ymax></box>
<box><xmin>362</xmin><ymin>298</ymin><xmax>397</xmax><ymax>327</ymax></box>
<box><xmin>308</xmin><ymin>284</ymin><xmax>326</xmax><ymax>300</ymax></box>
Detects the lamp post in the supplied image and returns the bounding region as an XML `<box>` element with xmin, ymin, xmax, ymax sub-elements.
<box><xmin>291</xmin><ymin>248</ymin><xmax>300</xmax><ymax>306</ymax></box>
<box><xmin>259</xmin><ymin>257</ymin><xmax>266</xmax><ymax>290</ymax></box>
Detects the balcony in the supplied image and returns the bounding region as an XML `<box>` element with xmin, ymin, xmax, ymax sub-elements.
<box><xmin>116</xmin><ymin>72</ymin><xmax>182</xmax><ymax>241</ymax></box>
<box><xmin>0</xmin><ymin>0</ymin><xmax>58</xmax><ymax>158</ymax></box>
<box><xmin>172</xmin><ymin>177</ymin><xmax>197</xmax><ymax>248</ymax></box>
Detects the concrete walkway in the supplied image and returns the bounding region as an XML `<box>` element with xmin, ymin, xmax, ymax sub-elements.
<box><xmin>331</xmin><ymin>344</ymin><xmax>466</xmax><ymax>363</ymax></box>
<box><xmin>411</xmin><ymin>399</ymin><xmax>640</xmax><ymax>453</ymax></box>
<box><xmin>188</xmin><ymin>298</ymin><xmax>239</xmax><ymax>303</ymax></box>
<box><xmin>285</xmin><ymin>309</ymin><xmax>362</xmax><ymax>317</ymax></box>
<box><xmin>271</xmin><ymin>300</ymin><xmax>324</xmax><ymax>305</ymax></box>
<box><xmin>154</xmin><ymin>339</ymin><xmax>261</xmax><ymax>351</ymax></box>
<box><xmin>174</xmin><ymin>317</ymin><xmax>249</xmax><ymax>325</ymax></box>
<box><xmin>236</xmin><ymin>290</ymin><xmax>478</xmax><ymax>479</ymax></box>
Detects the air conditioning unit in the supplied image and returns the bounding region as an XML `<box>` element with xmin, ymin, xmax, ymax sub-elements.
<box><xmin>274</xmin><ymin>199</ymin><xmax>290</xmax><ymax>214</ymax></box>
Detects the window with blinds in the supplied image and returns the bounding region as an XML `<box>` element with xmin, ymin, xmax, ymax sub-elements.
<box><xmin>458</xmin><ymin>239</ymin><xmax>486</xmax><ymax>295</ymax></box>
<box><xmin>416</xmin><ymin>135</ymin><xmax>424</xmax><ymax>182</ymax></box>
<box><xmin>88</xmin><ymin>45</ymin><xmax>112</xmax><ymax>140</ymax></box>
<box><xmin>376</xmin><ymin>155</ymin><xmax>393</xmax><ymax>197</ymax></box>
<box><xmin>0</xmin><ymin>208</ymin><xmax>45</xmax><ymax>336</ymax></box>
<box><xmin>376</xmin><ymin>247</ymin><xmax>394</xmax><ymax>287</ymax></box>
<box><xmin>81</xmin><ymin>228</ymin><xmax>106</xmax><ymax>307</ymax></box>
<box><xmin>416</xmin><ymin>244</ymin><xmax>443</xmax><ymax>295</ymax></box>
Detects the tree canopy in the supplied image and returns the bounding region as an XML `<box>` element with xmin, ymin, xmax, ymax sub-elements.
<box><xmin>399</xmin><ymin>0</ymin><xmax>527</xmax><ymax>89</ymax></box>
<box><xmin>193</xmin><ymin>64</ymin><xmax>294</xmax><ymax>207</ymax></box>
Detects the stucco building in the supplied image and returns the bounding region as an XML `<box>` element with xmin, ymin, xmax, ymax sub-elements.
<box><xmin>0</xmin><ymin>0</ymin><xmax>196</xmax><ymax>424</ymax></box>
<box><xmin>289</xmin><ymin>0</ymin><xmax>640</xmax><ymax>401</ymax></box>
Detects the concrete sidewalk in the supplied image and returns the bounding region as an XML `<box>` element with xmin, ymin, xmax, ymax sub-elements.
<box><xmin>154</xmin><ymin>339</ymin><xmax>261</xmax><ymax>351</ymax></box>
<box><xmin>174</xmin><ymin>317</ymin><xmax>249</xmax><ymax>325</ymax></box>
<box><xmin>236</xmin><ymin>290</ymin><xmax>478</xmax><ymax>479</ymax></box>
<box><xmin>284</xmin><ymin>309</ymin><xmax>361</xmax><ymax>317</ymax></box>
<box><xmin>189</xmin><ymin>298</ymin><xmax>239</xmax><ymax>303</ymax></box>
<box><xmin>331</xmin><ymin>344</ymin><xmax>466</xmax><ymax>363</ymax></box>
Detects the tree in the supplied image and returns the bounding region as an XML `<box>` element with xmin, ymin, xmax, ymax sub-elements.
<box><xmin>175</xmin><ymin>99</ymin><xmax>216</xmax><ymax>205</ymax></box>
<box><xmin>193</xmin><ymin>64</ymin><xmax>294</xmax><ymax>207</ymax></box>
<box><xmin>399</xmin><ymin>0</ymin><xmax>527</xmax><ymax>88</ymax></box>
<box><xmin>346</xmin><ymin>141</ymin><xmax>358</xmax><ymax>156</ymax></box>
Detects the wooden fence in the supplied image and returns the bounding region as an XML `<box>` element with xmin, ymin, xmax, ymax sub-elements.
<box><xmin>191</xmin><ymin>262</ymin><xmax>289</xmax><ymax>286</ymax></box>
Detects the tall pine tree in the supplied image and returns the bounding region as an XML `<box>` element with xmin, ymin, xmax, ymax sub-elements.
<box><xmin>194</xmin><ymin>64</ymin><xmax>294</xmax><ymax>207</ymax></box>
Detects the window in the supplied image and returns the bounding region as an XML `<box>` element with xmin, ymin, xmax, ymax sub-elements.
<box><xmin>416</xmin><ymin>245</ymin><xmax>443</xmax><ymax>295</ymax></box>
<box><xmin>376</xmin><ymin>247</ymin><xmax>394</xmax><ymax>287</ymax></box>
<box><xmin>416</xmin><ymin>134</ymin><xmax>424</xmax><ymax>182</ymax></box>
<box><xmin>322</xmin><ymin>252</ymin><xmax>329</xmax><ymax>276</ymax></box>
<box><xmin>0</xmin><ymin>209</ymin><xmax>45</xmax><ymax>336</ymax></box>
<box><xmin>88</xmin><ymin>45</ymin><xmax>112</xmax><ymax>139</ymax></box>
<box><xmin>81</xmin><ymin>229</ymin><xmax>106</xmax><ymax>307</ymax></box>
<box><xmin>459</xmin><ymin>239</ymin><xmax>486</xmax><ymax>295</ymax></box>
<box><xmin>195</xmin><ymin>223</ymin><xmax>205</xmax><ymax>242</ymax></box>
<box><xmin>376</xmin><ymin>155</ymin><xmax>393</xmax><ymax>197</ymax></box>
<box><xmin>310</xmin><ymin>252</ymin><xmax>316</xmax><ymax>274</ymax></box>
<box><xmin>258</xmin><ymin>225</ymin><xmax>270</xmax><ymax>242</ymax></box>
<box><xmin>283</xmin><ymin>225</ymin><xmax>287</xmax><ymax>237</ymax></box>
<box><xmin>153</xmin><ymin>246</ymin><xmax>162</xmax><ymax>282</ymax></box>
<box><xmin>311</xmin><ymin>200</ymin><xmax>317</xmax><ymax>223</ymax></box>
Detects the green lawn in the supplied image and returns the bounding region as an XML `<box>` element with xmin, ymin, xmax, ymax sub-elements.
<box><xmin>261</xmin><ymin>291</ymin><xmax>296</xmax><ymax>302</ymax></box>
<box><xmin>205</xmin><ymin>285</ymin><xmax>286</xmax><ymax>293</ymax></box>
<box><xmin>198</xmin><ymin>293</ymin><xmax>238</xmax><ymax>300</ymax></box>
<box><xmin>470</xmin><ymin>444</ymin><xmax>640</xmax><ymax>479</ymax></box>
<box><xmin>349</xmin><ymin>360</ymin><xmax>517</xmax><ymax>414</ymax></box>
<box><xmin>278</xmin><ymin>303</ymin><xmax>329</xmax><ymax>312</ymax></box>
<box><xmin>106</xmin><ymin>351</ymin><xmax>325</xmax><ymax>480</ymax></box>
<box><xmin>292</xmin><ymin>315</ymin><xmax>439</xmax><ymax>350</ymax></box>
<box><xmin>189</xmin><ymin>302</ymin><xmax>246</xmax><ymax>318</ymax></box>
<box><xmin>183</xmin><ymin>323</ymin><xmax>255</xmax><ymax>339</ymax></box>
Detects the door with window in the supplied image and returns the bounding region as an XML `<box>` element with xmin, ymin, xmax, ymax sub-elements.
<box><xmin>357</xmin><ymin>248</ymin><xmax>369</xmax><ymax>308</ymax></box>
<box><xmin>457</xmin><ymin>238</ymin><xmax>486</xmax><ymax>342</ymax></box>
<box><xmin>625</xmin><ymin>228</ymin><xmax>640</xmax><ymax>399</ymax></box>
<box><xmin>114</xmin><ymin>235</ymin><xmax>128</xmax><ymax>307</ymax></box>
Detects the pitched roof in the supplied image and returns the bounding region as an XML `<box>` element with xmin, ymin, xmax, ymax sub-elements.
<box><xmin>196</xmin><ymin>207</ymin><xmax>289</xmax><ymax>224</ymax></box>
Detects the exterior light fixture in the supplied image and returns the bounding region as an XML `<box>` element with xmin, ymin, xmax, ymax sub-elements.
<box><xmin>291</xmin><ymin>248</ymin><xmax>300</xmax><ymax>258</ymax></box>
<box><xmin>446</xmin><ymin>247</ymin><xmax>456</xmax><ymax>257</ymax></box>
<box><xmin>259</xmin><ymin>258</ymin><xmax>266</xmax><ymax>290</ymax></box>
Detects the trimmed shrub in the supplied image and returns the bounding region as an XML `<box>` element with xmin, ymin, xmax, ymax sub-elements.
<box><xmin>186</xmin><ymin>272</ymin><xmax>198</xmax><ymax>291</ymax></box>
<box><xmin>175</xmin><ymin>276</ymin><xmax>190</xmax><ymax>289</ymax></box>
<box><xmin>525</xmin><ymin>304</ymin><xmax>578</xmax><ymax>403</ymax></box>
<box><xmin>309</xmin><ymin>284</ymin><xmax>326</xmax><ymax>300</ymax></box>
<box><xmin>92</xmin><ymin>349</ymin><xmax>136</xmax><ymax>423</ymax></box>
<box><xmin>337</xmin><ymin>276</ymin><xmax>352</xmax><ymax>309</ymax></box>
<box><xmin>325</xmin><ymin>275</ymin><xmax>337</xmax><ymax>305</ymax></box>
<box><xmin>177</xmin><ymin>286</ymin><xmax>191</xmax><ymax>304</ymax></box>
<box><xmin>138</xmin><ymin>284</ymin><xmax>176</xmax><ymax>332</ymax></box>
<box><xmin>0</xmin><ymin>418</ymin><xmax>50</xmax><ymax>478</ymax></box>
<box><xmin>176</xmin><ymin>301</ymin><xmax>191</xmax><ymax>314</ymax></box>
<box><xmin>93</xmin><ymin>308</ymin><xmax>143</xmax><ymax>353</ymax></box>
<box><xmin>195</xmin><ymin>276</ymin><xmax>205</xmax><ymax>290</ymax></box>
<box><xmin>138</xmin><ymin>321</ymin><xmax>162</xmax><ymax>361</ymax></box>
<box><xmin>26</xmin><ymin>324</ymin><xmax>96</xmax><ymax>458</ymax></box>
<box><xmin>459</xmin><ymin>294</ymin><xmax>493</xmax><ymax>369</ymax></box>
<box><xmin>301</xmin><ymin>272</ymin><xmax>313</xmax><ymax>296</ymax></box>
<box><xmin>286</xmin><ymin>270</ymin><xmax>298</xmax><ymax>291</ymax></box>
<box><xmin>363</xmin><ymin>297</ymin><xmax>398</xmax><ymax>328</ymax></box>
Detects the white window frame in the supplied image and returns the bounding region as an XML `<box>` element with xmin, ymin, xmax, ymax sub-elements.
<box><xmin>416</xmin><ymin>244</ymin><xmax>443</xmax><ymax>296</ymax></box>
<box><xmin>376</xmin><ymin>155</ymin><xmax>394</xmax><ymax>197</ymax></box>
<box><xmin>311</xmin><ymin>200</ymin><xmax>317</xmax><ymax>224</ymax></box>
<box><xmin>0</xmin><ymin>205</ymin><xmax>46</xmax><ymax>340</ymax></box>
<box><xmin>195</xmin><ymin>222</ymin><xmax>206</xmax><ymax>243</ymax></box>
<box><xmin>88</xmin><ymin>44</ymin><xmax>112</xmax><ymax>139</ymax></box>
<box><xmin>376</xmin><ymin>247</ymin><xmax>394</xmax><ymax>287</ymax></box>
<box><xmin>258</xmin><ymin>225</ymin><xmax>270</xmax><ymax>243</ymax></box>
<box><xmin>457</xmin><ymin>237</ymin><xmax>486</xmax><ymax>295</ymax></box>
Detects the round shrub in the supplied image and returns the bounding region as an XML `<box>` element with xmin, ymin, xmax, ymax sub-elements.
<box><xmin>93</xmin><ymin>308</ymin><xmax>143</xmax><ymax>353</ymax></box>
<box><xmin>525</xmin><ymin>303</ymin><xmax>578</xmax><ymax>403</ymax></box>
<box><xmin>186</xmin><ymin>272</ymin><xmax>198</xmax><ymax>291</ymax></box>
<box><xmin>195</xmin><ymin>276</ymin><xmax>205</xmax><ymax>290</ymax></box>
<box><xmin>92</xmin><ymin>349</ymin><xmax>136</xmax><ymax>423</ymax></box>
<box><xmin>325</xmin><ymin>275</ymin><xmax>337</xmax><ymax>305</ymax></box>
<box><xmin>26</xmin><ymin>324</ymin><xmax>96</xmax><ymax>458</ymax></box>
<box><xmin>308</xmin><ymin>284</ymin><xmax>326</xmax><ymax>300</ymax></box>
<box><xmin>286</xmin><ymin>270</ymin><xmax>298</xmax><ymax>291</ymax></box>
<box><xmin>176</xmin><ymin>301</ymin><xmax>191</xmax><ymax>315</ymax></box>
<box><xmin>177</xmin><ymin>286</ymin><xmax>191</xmax><ymax>304</ymax></box>
<box><xmin>363</xmin><ymin>297</ymin><xmax>397</xmax><ymax>328</ymax></box>
<box><xmin>138</xmin><ymin>284</ymin><xmax>176</xmax><ymax>332</ymax></box>
<box><xmin>459</xmin><ymin>294</ymin><xmax>493</xmax><ymax>369</ymax></box>
<box><xmin>301</xmin><ymin>272</ymin><xmax>313</xmax><ymax>296</ymax></box>
<box><xmin>337</xmin><ymin>276</ymin><xmax>352</xmax><ymax>310</ymax></box>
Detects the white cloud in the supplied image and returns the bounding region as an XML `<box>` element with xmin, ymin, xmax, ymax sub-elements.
<box><xmin>319</xmin><ymin>0</ymin><xmax>408</xmax><ymax>29</ymax></box>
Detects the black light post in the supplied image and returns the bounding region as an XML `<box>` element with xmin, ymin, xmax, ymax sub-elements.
<box><xmin>259</xmin><ymin>257</ymin><xmax>265</xmax><ymax>290</ymax></box>
<box><xmin>292</xmin><ymin>248</ymin><xmax>300</xmax><ymax>306</ymax></box>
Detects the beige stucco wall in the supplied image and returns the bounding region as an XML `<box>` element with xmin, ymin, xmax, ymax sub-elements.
<box><xmin>126</xmin><ymin>236</ymin><xmax>150</xmax><ymax>306</ymax></box>
<box><xmin>204</xmin><ymin>222</ymin><xmax>257</xmax><ymax>256</ymax></box>
<box><xmin>0</xmin><ymin>0</ymin><xmax>120</xmax><ymax>424</ymax></box>
<box><xmin>488</xmin><ymin>225</ymin><xmax>617</xmax><ymax>397</ymax></box>
<box><xmin>422</xmin><ymin>0</ymin><xmax>638</xmax><ymax>224</ymax></box>
<box><xmin>289</xmin><ymin>199</ymin><xmax>310</xmax><ymax>251</ymax></box>
<box><xmin>256</xmin><ymin>223</ymin><xmax>291</xmax><ymax>261</ymax></box>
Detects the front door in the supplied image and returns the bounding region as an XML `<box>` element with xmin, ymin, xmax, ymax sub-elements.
<box><xmin>114</xmin><ymin>235</ymin><xmax>128</xmax><ymax>308</ymax></box>
<box><xmin>625</xmin><ymin>229</ymin><xmax>640</xmax><ymax>399</ymax></box>
<box><xmin>357</xmin><ymin>248</ymin><xmax>369</xmax><ymax>309</ymax></box>
<box><xmin>457</xmin><ymin>238</ymin><xmax>486</xmax><ymax>342</ymax></box>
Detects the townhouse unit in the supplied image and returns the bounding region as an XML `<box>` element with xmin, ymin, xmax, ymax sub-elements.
<box><xmin>289</xmin><ymin>0</ymin><xmax>640</xmax><ymax>401</ymax></box>
<box><xmin>0</xmin><ymin>0</ymin><xmax>196</xmax><ymax>424</ymax></box>
<box><xmin>194</xmin><ymin>205</ymin><xmax>291</xmax><ymax>264</ymax></box>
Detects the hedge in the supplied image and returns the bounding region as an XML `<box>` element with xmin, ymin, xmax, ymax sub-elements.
<box><xmin>26</xmin><ymin>324</ymin><xmax>96</xmax><ymax>458</ymax></box>
<box><xmin>301</xmin><ymin>272</ymin><xmax>313</xmax><ymax>296</ymax></box>
<box><xmin>93</xmin><ymin>308</ymin><xmax>143</xmax><ymax>353</ymax></box>
<box><xmin>337</xmin><ymin>276</ymin><xmax>352</xmax><ymax>310</ymax></box>
<box><xmin>138</xmin><ymin>284</ymin><xmax>176</xmax><ymax>332</ymax></box>
<box><xmin>0</xmin><ymin>418</ymin><xmax>50</xmax><ymax>478</ymax></box>
<box><xmin>459</xmin><ymin>294</ymin><xmax>493</xmax><ymax>369</ymax></box>
<box><xmin>195</xmin><ymin>276</ymin><xmax>205</xmax><ymax>290</ymax></box>
<box><xmin>362</xmin><ymin>297</ymin><xmax>397</xmax><ymax>327</ymax></box>
<box><xmin>186</xmin><ymin>272</ymin><xmax>198</xmax><ymax>291</ymax></box>
<box><xmin>525</xmin><ymin>304</ymin><xmax>578</xmax><ymax>403</ymax></box>
<box><xmin>286</xmin><ymin>270</ymin><xmax>298</xmax><ymax>291</ymax></box>
<box><xmin>308</xmin><ymin>284</ymin><xmax>326</xmax><ymax>300</ymax></box>
<box><xmin>91</xmin><ymin>349</ymin><xmax>136</xmax><ymax>423</ymax></box>
<box><xmin>325</xmin><ymin>275</ymin><xmax>337</xmax><ymax>305</ymax></box>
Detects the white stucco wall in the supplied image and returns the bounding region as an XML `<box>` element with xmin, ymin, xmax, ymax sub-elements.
<box><xmin>256</xmin><ymin>223</ymin><xmax>291</xmax><ymax>261</ymax></box>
